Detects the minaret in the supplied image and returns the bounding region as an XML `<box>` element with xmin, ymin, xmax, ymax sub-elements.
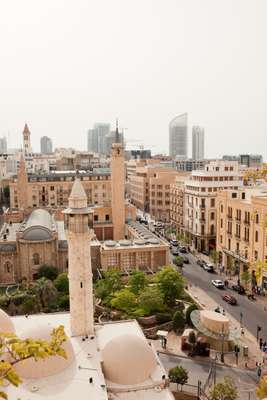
<box><xmin>63</xmin><ymin>178</ymin><xmax>94</xmax><ymax>336</ymax></box>
<box><xmin>17</xmin><ymin>156</ymin><xmax>28</xmax><ymax>210</ymax></box>
<box><xmin>23</xmin><ymin>123</ymin><xmax>32</xmax><ymax>155</ymax></box>
<box><xmin>111</xmin><ymin>120</ymin><xmax>125</xmax><ymax>240</ymax></box>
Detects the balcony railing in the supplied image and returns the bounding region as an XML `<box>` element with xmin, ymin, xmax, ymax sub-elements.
<box><xmin>243</xmin><ymin>220</ymin><xmax>250</xmax><ymax>226</ymax></box>
<box><xmin>227</xmin><ymin>214</ymin><xmax>233</xmax><ymax>220</ymax></box>
<box><xmin>199</xmin><ymin>204</ymin><xmax>206</xmax><ymax>209</ymax></box>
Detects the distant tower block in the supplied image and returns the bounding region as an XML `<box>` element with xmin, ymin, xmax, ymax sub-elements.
<box><xmin>63</xmin><ymin>178</ymin><xmax>94</xmax><ymax>336</ymax></box>
<box><xmin>111</xmin><ymin>120</ymin><xmax>125</xmax><ymax>240</ymax></box>
<box><xmin>23</xmin><ymin>123</ymin><xmax>32</xmax><ymax>155</ymax></box>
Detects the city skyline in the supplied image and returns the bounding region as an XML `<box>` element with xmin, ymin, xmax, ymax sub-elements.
<box><xmin>0</xmin><ymin>0</ymin><xmax>267</xmax><ymax>158</ymax></box>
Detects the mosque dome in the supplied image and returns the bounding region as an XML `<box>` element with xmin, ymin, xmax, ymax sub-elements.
<box><xmin>0</xmin><ymin>308</ymin><xmax>15</xmax><ymax>333</ymax></box>
<box><xmin>102</xmin><ymin>334</ymin><xmax>157</xmax><ymax>385</ymax></box>
<box><xmin>16</xmin><ymin>323</ymin><xmax>74</xmax><ymax>379</ymax></box>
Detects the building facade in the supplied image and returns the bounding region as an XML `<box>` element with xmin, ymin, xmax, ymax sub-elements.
<box><xmin>216</xmin><ymin>187</ymin><xmax>267</xmax><ymax>288</ymax></box>
<box><xmin>184</xmin><ymin>161</ymin><xmax>243</xmax><ymax>252</ymax></box>
<box><xmin>87</xmin><ymin>123</ymin><xmax>110</xmax><ymax>154</ymax></box>
<box><xmin>192</xmin><ymin>126</ymin><xmax>205</xmax><ymax>160</ymax></box>
<box><xmin>40</xmin><ymin>136</ymin><xmax>53</xmax><ymax>154</ymax></box>
<box><xmin>169</xmin><ymin>113</ymin><xmax>188</xmax><ymax>159</ymax></box>
<box><xmin>0</xmin><ymin>137</ymin><xmax>7</xmax><ymax>153</ymax></box>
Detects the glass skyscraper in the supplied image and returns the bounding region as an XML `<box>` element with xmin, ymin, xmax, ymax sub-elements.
<box><xmin>169</xmin><ymin>113</ymin><xmax>188</xmax><ymax>159</ymax></box>
<box><xmin>192</xmin><ymin>126</ymin><xmax>205</xmax><ymax>160</ymax></box>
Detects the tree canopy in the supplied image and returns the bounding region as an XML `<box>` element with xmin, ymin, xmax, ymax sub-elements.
<box><xmin>37</xmin><ymin>265</ymin><xmax>59</xmax><ymax>281</ymax></box>
<box><xmin>257</xmin><ymin>376</ymin><xmax>267</xmax><ymax>400</ymax></box>
<box><xmin>137</xmin><ymin>285</ymin><xmax>164</xmax><ymax>316</ymax></box>
<box><xmin>54</xmin><ymin>273</ymin><xmax>69</xmax><ymax>294</ymax></box>
<box><xmin>110</xmin><ymin>289</ymin><xmax>137</xmax><ymax>314</ymax></box>
<box><xmin>128</xmin><ymin>271</ymin><xmax>148</xmax><ymax>295</ymax></box>
<box><xmin>168</xmin><ymin>365</ymin><xmax>188</xmax><ymax>391</ymax></box>
<box><xmin>209</xmin><ymin>376</ymin><xmax>237</xmax><ymax>400</ymax></box>
<box><xmin>0</xmin><ymin>326</ymin><xmax>67</xmax><ymax>400</ymax></box>
<box><xmin>95</xmin><ymin>269</ymin><xmax>123</xmax><ymax>304</ymax></box>
<box><xmin>156</xmin><ymin>266</ymin><xmax>184</xmax><ymax>306</ymax></box>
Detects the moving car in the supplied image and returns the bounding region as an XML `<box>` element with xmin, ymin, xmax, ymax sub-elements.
<box><xmin>211</xmin><ymin>279</ymin><xmax>224</xmax><ymax>289</ymax></box>
<box><xmin>204</xmin><ymin>263</ymin><xmax>214</xmax><ymax>273</ymax></box>
<box><xmin>232</xmin><ymin>284</ymin><xmax>246</xmax><ymax>294</ymax></box>
<box><xmin>179</xmin><ymin>246</ymin><xmax>188</xmax><ymax>253</ymax></box>
<box><xmin>197</xmin><ymin>259</ymin><xmax>206</xmax><ymax>268</ymax></box>
<box><xmin>222</xmin><ymin>294</ymin><xmax>237</xmax><ymax>305</ymax></box>
<box><xmin>170</xmin><ymin>239</ymin><xmax>179</xmax><ymax>247</ymax></box>
<box><xmin>171</xmin><ymin>248</ymin><xmax>179</xmax><ymax>256</ymax></box>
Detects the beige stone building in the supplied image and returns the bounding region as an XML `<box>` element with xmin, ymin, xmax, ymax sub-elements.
<box><xmin>128</xmin><ymin>163</ymin><xmax>180</xmax><ymax>221</ymax></box>
<box><xmin>183</xmin><ymin>161</ymin><xmax>243</xmax><ymax>252</ymax></box>
<box><xmin>216</xmin><ymin>186</ymin><xmax>267</xmax><ymax>288</ymax></box>
<box><xmin>170</xmin><ymin>175</ymin><xmax>188</xmax><ymax>236</ymax></box>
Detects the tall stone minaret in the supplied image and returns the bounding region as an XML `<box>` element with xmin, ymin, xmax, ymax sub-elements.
<box><xmin>17</xmin><ymin>156</ymin><xmax>28</xmax><ymax>210</ymax></box>
<box><xmin>63</xmin><ymin>177</ymin><xmax>94</xmax><ymax>337</ymax></box>
<box><xmin>111</xmin><ymin>120</ymin><xmax>125</xmax><ymax>240</ymax></box>
<box><xmin>23</xmin><ymin>123</ymin><xmax>32</xmax><ymax>156</ymax></box>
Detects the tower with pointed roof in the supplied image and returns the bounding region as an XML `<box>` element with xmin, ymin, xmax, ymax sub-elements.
<box><xmin>63</xmin><ymin>177</ymin><xmax>94</xmax><ymax>336</ymax></box>
<box><xmin>111</xmin><ymin>119</ymin><xmax>125</xmax><ymax>240</ymax></box>
<box><xmin>23</xmin><ymin>123</ymin><xmax>32</xmax><ymax>155</ymax></box>
<box><xmin>17</xmin><ymin>156</ymin><xmax>29</xmax><ymax>210</ymax></box>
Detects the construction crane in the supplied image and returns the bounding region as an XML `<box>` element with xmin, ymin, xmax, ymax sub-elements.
<box><xmin>243</xmin><ymin>165</ymin><xmax>267</xmax><ymax>185</ymax></box>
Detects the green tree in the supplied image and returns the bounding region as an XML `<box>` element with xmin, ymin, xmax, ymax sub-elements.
<box><xmin>138</xmin><ymin>286</ymin><xmax>164</xmax><ymax>316</ymax></box>
<box><xmin>128</xmin><ymin>271</ymin><xmax>148</xmax><ymax>295</ymax></box>
<box><xmin>31</xmin><ymin>278</ymin><xmax>58</xmax><ymax>309</ymax></box>
<box><xmin>186</xmin><ymin>304</ymin><xmax>198</xmax><ymax>326</ymax></box>
<box><xmin>210</xmin><ymin>376</ymin><xmax>237</xmax><ymax>400</ymax></box>
<box><xmin>172</xmin><ymin>310</ymin><xmax>185</xmax><ymax>333</ymax></box>
<box><xmin>37</xmin><ymin>265</ymin><xmax>59</xmax><ymax>281</ymax></box>
<box><xmin>95</xmin><ymin>269</ymin><xmax>123</xmax><ymax>304</ymax></box>
<box><xmin>210</xmin><ymin>250</ymin><xmax>220</xmax><ymax>268</ymax></box>
<box><xmin>257</xmin><ymin>376</ymin><xmax>267</xmax><ymax>400</ymax></box>
<box><xmin>168</xmin><ymin>366</ymin><xmax>188</xmax><ymax>391</ymax></box>
<box><xmin>174</xmin><ymin>256</ymin><xmax>184</xmax><ymax>267</ymax></box>
<box><xmin>156</xmin><ymin>266</ymin><xmax>184</xmax><ymax>306</ymax></box>
<box><xmin>0</xmin><ymin>326</ymin><xmax>67</xmax><ymax>400</ymax></box>
<box><xmin>54</xmin><ymin>273</ymin><xmax>69</xmax><ymax>293</ymax></box>
<box><xmin>241</xmin><ymin>270</ymin><xmax>251</xmax><ymax>290</ymax></box>
<box><xmin>110</xmin><ymin>289</ymin><xmax>137</xmax><ymax>314</ymax></box>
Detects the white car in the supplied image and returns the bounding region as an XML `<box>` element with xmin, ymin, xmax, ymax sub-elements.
<box><xmin>211</xmin><ymin>279</ymin><xmax>224</xmax><ymax>289</ymax></box>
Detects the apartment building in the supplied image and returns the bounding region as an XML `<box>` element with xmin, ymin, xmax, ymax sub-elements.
<box><xmin>184</xmin><ymin>161</ymin><xmax>243</xmax><ymax>252</ymax></box>
<box><xmin>128</xmin><ymin>164</ymin><xmax>179</xmax><ymax>221</ymax></box>
<box><xmin>216</xmin><ymin>187</ymin><xmax>267</xmax><ymax>288</ymax></box>
<box><xmin>170</xmin><ymin>175</ymin><xmax>189</xmax><ymax>236</ymax></box>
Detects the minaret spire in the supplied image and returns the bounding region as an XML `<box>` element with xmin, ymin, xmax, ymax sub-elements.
<box><xmin>115</xmin><ymin>118</ymin><xmax>119</xmax><ymax>143</ymax></box>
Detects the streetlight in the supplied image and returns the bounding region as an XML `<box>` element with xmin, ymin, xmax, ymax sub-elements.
<box><xmin>220</xmin><ymin>324</ymin><xmax>225</xmax><ymax>363</ymax></box>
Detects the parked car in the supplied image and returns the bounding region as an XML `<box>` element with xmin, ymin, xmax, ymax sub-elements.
<box><xmin>140</xmin><ymin>219</ymin><xmax>148</xmax><ymax>225</ymax></box>
<box><xmin>222</xmin><ymin>294</ymin><xmax>237</xmax><ymax>305</ymax></box>
<box><xmin>182</xmin><ymin>256</ymin><xmax>190</xmax><ymax>264</ymax></box>
<box><xmin>232</xmin><ymin>284</ymin><xmax>246</xmax><ymax>294</ymax></box>
<box><xmin>171</xmin><ymin>248</ymin><xmax>179</xmax><ymax>256</ymax></box>
<box><xmin>211</xmin><ymin>279</ymin><xmax>224</xmax><ymax>289</ymax></box>
<box><xmin>179</xmin><ymin>246</ymin><xmax>188</xmax><ymax>253</ymax></box>
<box><xmin>202</xmin><ymin>250</ymin><xmax>209</xmax><ymax>256</ymax></box>
<box><xmin>197</xmin><ymin>259</ymin><xmax>206</xmax><ymax>268</ymax></box>
<box><xmin>170</xmin><ymin>239</ymin><xmax>179</xmax><ymax>247</ymax></box>
<box><xmin>204</xmin><ymin>263</ymin><xmax>214</xmax><ymax>273</ymax></box>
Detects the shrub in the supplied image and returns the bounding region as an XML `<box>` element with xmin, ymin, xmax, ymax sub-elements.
<box><xmin>37</xmin><ymin>265</ymin><xmax>59</xmax><ymax>281</ymax></box>
<box><xmin>186</xmin><ymin>304</ymin><xmax>198</xmax><ymax>326</ymax></box>
<box><xmin>169</xmin><ymin>365</ymin><xmax>189</xmax><ymax>391</ymax></box>
<box><xmin>155</xmin><ymin>313</ymin><xmax>172</xmax><ymax>324</ymax></box>
<box><xmin>173</xmin><ymin>310</ymin><xmax>185</xmax><ymax>332</ymax></box>
<box><xmin>54</xmin><ymin>273</ymin><xmax>69</xmax><ymax>293</ymax></box>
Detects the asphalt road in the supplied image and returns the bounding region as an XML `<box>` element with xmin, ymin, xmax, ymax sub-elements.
<box><xmin>159</xmin><ymin>353</ymin><xmax>257</xmax><ymax>399</ymax></box>
<box><xmin>180</xmin><ymin>252</ymin><xmax>267</xmax><ymax>341</ymax></box>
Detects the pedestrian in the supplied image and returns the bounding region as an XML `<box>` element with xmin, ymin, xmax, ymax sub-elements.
<box><xmin>222</xmin><ymin>309</ymin><xmax>225</xmax><ymax>316</ymax></box>
<box><xmin>241</xmin><ymin>327</ymin><xmax>245</xmax><ymax>336</ymax></box>
<box><xmin>257</xmin><ymin>364</ymin><xmax>262</xmax><ymax>378</ymax></box>
<box><xmin>260</xmin><ymin>338</ymin><xmax>263</xmax><ymax>350</ymax></box>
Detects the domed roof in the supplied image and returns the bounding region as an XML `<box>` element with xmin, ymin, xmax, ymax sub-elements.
<box><xmin>22</xmin><ymin>209</ymin><xmax>54</xmax><ymax>241</ymax></box>
<box><xmin>16</xmin><ymin>323</ymin><xmax>74</xmax><ymax>379</ymax></box>
<box><xmin>0</xmin><ymin>309</ymin><xmax>15</xmax><ymax>333</ymax></box>
<box><xmin>102</xmin><ymin>334</ymin><xmax>157</xmax><ymax>385</ymax></box>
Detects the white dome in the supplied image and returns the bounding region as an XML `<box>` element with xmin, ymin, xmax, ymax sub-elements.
<box><xmin>0</xmin><ymin>308</ymin><xmax>15</xmax><ymax>333</ymax></box>
<box><xmin>16</xmin><ymin>323</ymin><xmax>74</xmax><ymax>379</ymax></box>
<box><xmin>102</xmin><ymin>334</ymin><xmax>157</xmax><ymax>385</ymax></box>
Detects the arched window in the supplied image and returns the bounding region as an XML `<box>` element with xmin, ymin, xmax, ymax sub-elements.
<box><xmin>210</xmin><ymin>224</ymin><xmax>215</xmax><ymax>235</ymax></box>
<box><xmin>33</xmin><ymin>253</ymin><xmax>40</xmax><ymax>265</ymax></box>
<box><xmin>4</xmin><ymin>261</ymin><xmax>12</xmax><ymax>274</ymax></box>
<box><xmin>255</xmin><ymin>230</ymin><xmax>259</xmax><ymax>242</ymax></box>
<box><xmin>256</xmin><ymin>214</ymin><xmax>259</xmax><ymax>224</ymax></box>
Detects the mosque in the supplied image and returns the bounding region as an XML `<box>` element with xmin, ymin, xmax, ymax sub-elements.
<box><xmin>1</xmin><ymin>175</ymin><xmax>174</xmax><ymax>400</ymax></box>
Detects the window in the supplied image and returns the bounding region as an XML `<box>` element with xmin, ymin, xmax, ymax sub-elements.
<box><xmin>33</xmin><ymin>253</ymin><xmax>40</xmax><ymax>265</ymax></box>
<box><xmin>50</xmin><ymin>186</ymin><xmax>54</xmax><ymax>191</ymax></box>
<box><xmin>105</xmin><ymin>214</ymin><xmax>110</xmax><ymax>221</ymax></box>
<box><xmin>211</xmin><ymin>212</ymin><xmax>215</xmax><ymax>220</ymax></box>
<box><xmin>94</xmin><ymin>215</ymin><xmax>98</xmax><ymax>222</ymax></box>
<box><xmin>4</xmin><ymin>262</ymin><xmax>12</xmax><ymax>274</ymax></box>
<box><xmin>210</xmin><ymin>198</ymin><xmax>215</xmax><ymax>207</ymax></box>
<box><xmin>256</xmin><ymin>214</ymin><xmax>259</xmax><ymax>224</ymax></box>
<box><xmin>255</xmin><ymin>230</ymin><xmax>259</xmax><ymax>242</ymax></box>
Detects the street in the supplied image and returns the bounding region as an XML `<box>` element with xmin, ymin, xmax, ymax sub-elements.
<box><xmin>159</xmin><ymin>353</ymin><xmax>257</xmax><ymax>399</ymax></box>
<box><xmin>182</xmin><ymin>252</ymin><xmax>267</xmax><ymax>341</ymax></box>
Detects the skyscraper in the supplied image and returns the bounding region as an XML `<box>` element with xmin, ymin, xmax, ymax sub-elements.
<box><xmin>192</xmin><ymin>126</ymin><xmax>205</xmax><ymax>160</ymax></box>
<box><xmin>169</xmin><ymin>113</ymin><xmax>188</xmax><ymax>159</ymax></box>
<box><xmin>40</xmin><ymin>136</ymin><xmax>53</xmax><ymax>154</ymax></box>
<box><xmin>87</xmin><ymin>123</ymin><xmax>110</xmax><ymax>154</ymax></box>
<box><xmin>0</xmin><ymin>137</ymin><xmax>7</xmax><ymax>153</ymax></box>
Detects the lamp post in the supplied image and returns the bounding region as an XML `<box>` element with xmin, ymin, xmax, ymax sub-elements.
<box><xmin>220</xmin><ymin>324</ymin><xmax>225</xmax><ymax>363</ymax></box>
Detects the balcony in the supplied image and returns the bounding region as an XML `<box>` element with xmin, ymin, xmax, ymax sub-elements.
<box><xmin>242</xmin><ymin>237</ymin><xmax>250</xmax><ymax>244</ymax></box>
<box><xmin>235</xmin><ymin>217</ymin><xmax>241</xmax><ymax>223</ymax></box>
<box><xmin>227</xmin><ymin>214</ymin><xmax>233</xmax><ymax>220</ymax></box>
<box><xmin>199</xmin><ymin>218</ymin><xmax>206</xmax><ymax>223</ymax></box>
<box><xmin>243</xmin><ymin>220</ymin><xmax>250</xmax><ymax>226</ymax></box>
<box><xmin>235</xmin><ymin>234</ymin><xmax>241</xmax><ymax>240</ymax></box>
<box><xmin>199</xmin><ymin>204</ymin><xmax>206</xmax><ymax>209</ymax></box>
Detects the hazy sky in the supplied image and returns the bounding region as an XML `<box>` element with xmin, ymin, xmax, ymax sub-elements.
<box><xmin>0</xmin><ymin>0</ymin><xmax>266</xmax><ymax>158</ymax></box>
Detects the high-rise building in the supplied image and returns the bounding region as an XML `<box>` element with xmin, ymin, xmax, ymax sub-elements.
<box><xmin>40</xmin><ymin>136</ymin><xmax>53</xmax><ymax>154</ymax></box>
<box><xmin>105</xmin><ymin>129</ymin><xmax>124</xmax><ymax>155</ymax></box>
<box><xmin>87</xmin><ymin>123</ymin><xmax>110</xmax><ymax>154</ymax></box>
<box><xmin>0</xmin><ymin>137</ymin><xmax>7</xmax><ymax>154</ymax></box>
<box><xmin>192</xmin><ymin>126</ymin><xmax>205</xmax><ymax>160</ymax></box>
<box><xmin>169</xmin><ymin>113</ymin><xmax>188</xmax><ymax>159</ymax></box>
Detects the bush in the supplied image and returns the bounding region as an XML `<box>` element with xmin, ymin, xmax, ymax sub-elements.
<box><xmin>57</xmin><ymin>294</ymin><xmax>70</xmax><ymax>310</ymax></box>
<box><xmin>37</xmin><ymin>265</ymin><xmax>59</xmax><ymax>281</ymax></box>
<box><xmin>173</xmin><ymin>310</ymin><xmax>185</xmax><ymax>332</ymax></box>
<box><xmin>155</xmin><ymin>313</ymin><xmax>172</xmax><ymax>324</ymax></box>
<box><xmin>169</xmin><ymin>365</ymin><xmax>189</xmax><ymax>391</ymax></box>
<box><xmin>54</xmin><ymin>273</ymin><xmax>69</xmax><ymax>293</ymax></box>
<box><xmin>186</xmin><ymin>304</ymin><xmax>198</xmax><ymax>326</ymax></box>
<box><xmin>21</xmin><ymin>295</ymin><xmax>39</xmax><ymax>314</ymax></box>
